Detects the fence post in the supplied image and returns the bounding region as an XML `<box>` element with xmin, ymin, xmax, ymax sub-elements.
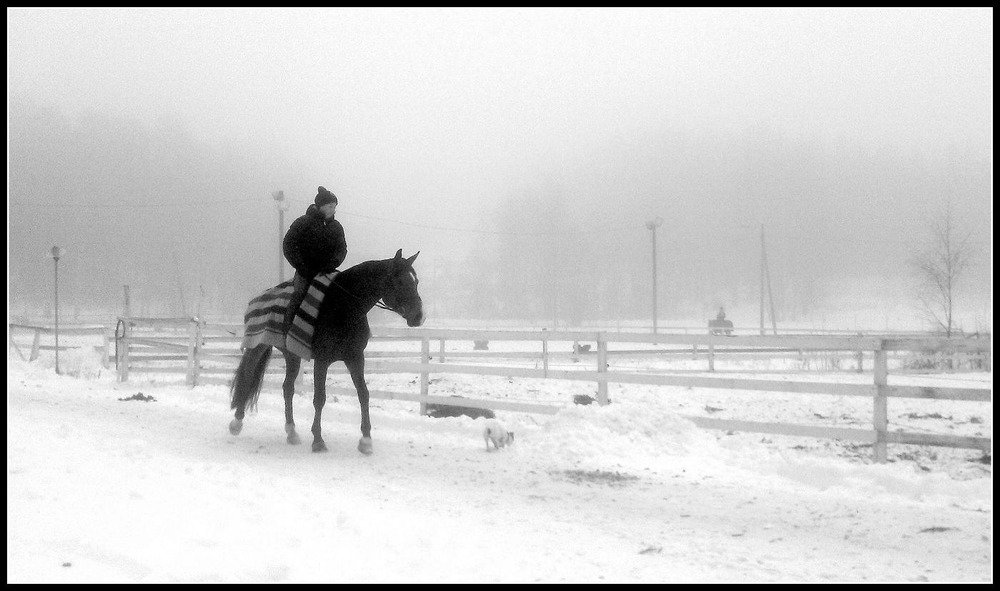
<box><xmin>195</xmin><ymin>320</ymin><xmax>203</xmax><ymax>385</ymax></box>
<box><xmin>873</xmin><ymin>345</ymin><xmax>888</xmax><ymax>463</ymax></box>
<box><xmin>597</xmin><ymin>333</ymin><xmax>608</xmax><ymax>405</ymax></box>
<box><xmin>708</xmin><ymin>342</ymin><xmax>715</xmax><ymax>372</ymax></box>
<box><xmin>856</xmin><ymin>332</ymin><xmax>864</xmax><ymax>373</ymax></box>
<box><xmin>30</xmin><ymin>328</ymin><xmax>41</xmax><ymax>361</ymax></box>
<box><xmin>419</xmin><ymin>337</ymin><xmax>430</xmax><ymax>415</ymax></box>
<box><xmin>118</xmin><ymin>319</ymin><xmax>131</xmax><ymax>382</ymax></box>
<box><xmin>186</xmin><ymin>319</ymin><xmax>202</xmax><ymax>387</ymax></box>
<box><xmin>439</xmin><ymin>338</ymin><xmax>446</xmax><ymax>363</ymax></box>
<box><xmin>542</xmin><ymin>332</ymin><xmax>549</xmax><ymax>378</ymax></box>
<box><xmin>186</xmin><ymin>321</ymin><xmax>196</xmax><ymax>386</ymax></box>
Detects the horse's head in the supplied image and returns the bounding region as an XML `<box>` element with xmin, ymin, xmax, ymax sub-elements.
<box><xmin>383</xmin><ymin>249</ymin><xmax>424</xmax><ymax>327</ymax></box>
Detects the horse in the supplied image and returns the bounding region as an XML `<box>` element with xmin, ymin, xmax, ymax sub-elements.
<box><xmin>228</xmin><ymin>249</ymin><xmax>424</xmax><ymax>454</ymax></box>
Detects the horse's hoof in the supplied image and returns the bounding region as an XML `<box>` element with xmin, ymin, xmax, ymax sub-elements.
<box><xmin>358</xmin><ymin>437</ymin><xmax>373</xmax><ymax>455</ymax></box>
<box><xmin>228</xmin><ymin>419</ymin><xmax>243</xmax><ymax>436</ymax></box>
<box><xmin>312</xmin><ymin>440</ymin><xmax>328</xmax><ymax>453</ymax></box>
<box><xmin>285</xmin><ymin>424</ymin><xmax>301</xmax><ymax>445</ymax></box>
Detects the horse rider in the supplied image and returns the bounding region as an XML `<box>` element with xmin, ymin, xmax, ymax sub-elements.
<box><xmin>282</xmin><ymin>186</ymin><xmax>347</xmax><ymax>333</ymax></box>
<box><xmin>717</xmin><ymin>307</ymin><xmax>726</xmax><ymax>321</ymax></box>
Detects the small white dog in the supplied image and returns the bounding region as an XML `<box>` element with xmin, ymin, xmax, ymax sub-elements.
<box><xmin>483</xmin><ymin>418</ymin><xmax>514</xmax><ymax>451</ymax></box>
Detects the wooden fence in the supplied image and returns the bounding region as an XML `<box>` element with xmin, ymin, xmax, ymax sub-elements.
<box><xmin>8</xmin><ymin>323</ymin><xmax>112</xmax><ymax>367</ymax></box>
<box><xmin>94</xmin><ymin>318</ymin><xmax>993</xmax><ymax>463</ymax></box>
<box><xmin>9</xmin><ymin>320</ymin><xmax>990</xmax><ymax>462</ymax></box>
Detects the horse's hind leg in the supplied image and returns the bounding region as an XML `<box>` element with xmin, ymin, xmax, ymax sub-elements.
<box><xmin>309</xmin><ymin>360</ymin><xmax>330</xmax><ymax>452</ymax></box>
<box><xmin>344</xmin><ymin>355</ymin><xmax>373</xmax><ymax>455</ymax></box>
<box><xmin>282</xmin><ymin>352</ymin><xmax>302</xmax><ymax>445</ymax></box>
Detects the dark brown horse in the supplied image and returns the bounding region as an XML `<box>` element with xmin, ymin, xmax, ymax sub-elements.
<box><xmin>229</xmin><ymin>250</ymin><xmax>424</xmax><ymax>453</ymax></box>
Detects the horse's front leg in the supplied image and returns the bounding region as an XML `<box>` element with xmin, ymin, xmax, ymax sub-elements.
<box><xmin>344</xmin><ymin>355</ymin><xmax>373</xmax><ymax>455</ymax></box>
<box><xmin>283</xmin><ymin>353</ymin><xmax>302</xmax><ymax>445</ymax></box>
<box><xmin>310</xmin><ymin>360</ymin><xmax>330</xmax><ymax>452</ymax></box>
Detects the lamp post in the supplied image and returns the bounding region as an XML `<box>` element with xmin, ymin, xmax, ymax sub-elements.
<box><xmin>48</xmin><ymin>246</ymin><xmax>65</xmax><ymax>374</ymax></box>
<box><xmin>272</xmin><ymin>191</ymin><xmax>289</xmax><ymax>283</ymax></box>
<box><xmin>741</xmin><ymin>223</ymin><xmax>777</xmax><ymax>336</ymax></box>
<box><xmin>645</xmin><ymin>217</ymin><xmax>663</xmax><ymax>336</ymax></box>
<box><xmin>759</xmin><ymin>224</ymin><xmax>765</xmax><ymax>335</ymax></box>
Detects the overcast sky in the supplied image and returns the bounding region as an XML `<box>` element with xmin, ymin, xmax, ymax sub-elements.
<box><xmin>7</xmin><ymin>8</ymin><xmax>993</xmax><ymax>324</ymax></box>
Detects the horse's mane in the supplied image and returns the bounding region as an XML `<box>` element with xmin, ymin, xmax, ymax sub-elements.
<box><xmin>328</xmin><ymin>257</ymin><xmax>402</xmax><ymax>301</ymax></box>
<box><xmin>337</xmin><ymin>254</ymin><xmax>417</xmax><ymax>282</ymax></box>
<box><xmin>335</xmin><ymin>258</ymin><xmax>390</xmax><ymax>285</ymax></box>
<box><xmin>331</xmin><ymin>254</ymin><xmax>418</xmax><ymax>302</ymax></box>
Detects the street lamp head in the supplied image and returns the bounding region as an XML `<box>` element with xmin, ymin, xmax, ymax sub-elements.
<box><xmin>645</xmin><ymin>217</ymin><xmax>663</xmax><ymax>230</ymax></box>
<box><xmin>49</xmin><ymin>246</ymin><xmax>65</xmax><ymax>261</ymax></box>
<box><xmin>272</xmin><ymin>190</ymin><xmax>289</xmax><ymax>211</ymax></box>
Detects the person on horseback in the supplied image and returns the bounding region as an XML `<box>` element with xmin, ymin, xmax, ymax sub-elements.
<box><xmin>282</xmin><ymin>186</ymin><xmax>347</xmax><ymax>333</ymax></box>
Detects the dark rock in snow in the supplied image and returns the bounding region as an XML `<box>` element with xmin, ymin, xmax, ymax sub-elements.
<box><xmin>118</xmin><ymin>392</ymin><xmax>156</xmax><ymax>402</ymax></box>
<box><xmin>574</xmin><ymin>394</ymin><xmax>611</xmax><ymax>405</ymax></box>
<box><xmin>425</xmin><ymin>396</ymin><xmax>494</xmax><ymax>419</ymax></box>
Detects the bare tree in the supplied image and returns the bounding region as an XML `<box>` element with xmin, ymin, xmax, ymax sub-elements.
<box><xmin>912</xmin><ymin>210</ymin><xmax>974</xmax><ymax>337</ymax></box>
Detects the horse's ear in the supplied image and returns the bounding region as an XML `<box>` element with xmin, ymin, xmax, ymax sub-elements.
<box><xmin>406</xmin><ymin>251</ymin><xmax>420</xmax><ymax>266</ymax></box>
<box><xmin>394</xmin><ymin>249</ymin><xmax>403</xmax><ymax>262</ymax></box>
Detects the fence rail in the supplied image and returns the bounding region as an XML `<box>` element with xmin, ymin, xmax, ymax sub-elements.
<box><xmin>10</xmin><ymin>319</ymin><xmax>991</xmax><ymax>462</ymax></box>
<box><xmin>8</xmin><ymin>323</ymin><xmax>113</xmax><ymax>367</ymax></box>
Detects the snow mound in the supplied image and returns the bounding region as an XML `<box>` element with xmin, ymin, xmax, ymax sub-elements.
<box><xmin>523</xmin><ymin>400</ymin><xmax>723</xmax><ymax>473</ymax></box>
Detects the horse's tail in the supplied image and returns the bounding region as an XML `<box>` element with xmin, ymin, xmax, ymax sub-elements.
<box><xmin>230</xmin><ymin>344</ymin><xmax>273</xmax><ymax>415</ymax></box>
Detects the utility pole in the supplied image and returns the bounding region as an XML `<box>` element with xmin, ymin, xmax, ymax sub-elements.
<box><xmin>764</xmin><ymin>242</ymin><xmax>778</xmax><ymax>336</ymax></box>
<box><xmin>272</xmin><ymin>191</ymin><xmax>288</xmax><ymax>283</ymax></box>
<box><xmin>760</xmin><ymin>224</ymin><xmax>765</xmax><ymax>335</ymax></box>
<box><xmin>646</xmin><ymin>217</ymin><xmax>663</xmax><ymax>337</ymax></box>
<box><xmin>49</xmin><ymin>246</ymin><xmax>65</xmax><ymax>374</ymax></box>
<box><xmin>759</xmin><ymin>224</ymin><xmax>778</xmax><ymax>335</ymax></box>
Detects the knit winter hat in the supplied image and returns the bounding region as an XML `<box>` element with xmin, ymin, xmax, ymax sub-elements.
<box><xmin>315</xmin><ymin>186</ymin><xmax>338</xmax><ymax>206</ymax></box>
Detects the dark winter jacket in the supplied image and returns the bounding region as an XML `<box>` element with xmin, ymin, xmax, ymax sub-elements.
<box><xmin>282</xmin><ymin>205</ymin><xmax>347</xmax><ymax>278</ymax></box>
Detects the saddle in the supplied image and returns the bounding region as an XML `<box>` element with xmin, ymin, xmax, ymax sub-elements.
<box><xmin>241</xmin><ymin>272</ymin><xmax>338</xmax><ymax>360</ymax></box>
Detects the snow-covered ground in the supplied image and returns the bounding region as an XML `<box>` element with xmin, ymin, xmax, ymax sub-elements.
<box><xmin>7</xmin><ymin>344</ymin><xmax>992</xmax><ymax>583</ymax></box>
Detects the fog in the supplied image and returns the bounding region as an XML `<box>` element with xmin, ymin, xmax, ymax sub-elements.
<box><xmin>7</xmin><ymin>8</ymin><xmax>992</xmax><ymax>330</ymax></box>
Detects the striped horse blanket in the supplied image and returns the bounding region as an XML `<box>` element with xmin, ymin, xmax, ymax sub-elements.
<box><xmin>240</xmin><ymin>272</ymin><xmax>338</xmax><ymax>360</ymax></box>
